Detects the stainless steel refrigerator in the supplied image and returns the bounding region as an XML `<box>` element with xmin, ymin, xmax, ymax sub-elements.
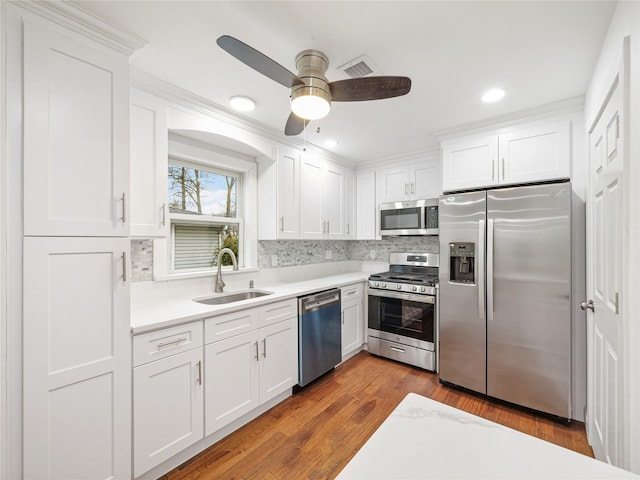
<box><xmin>438</xmin><ymin>182</ymin><xmax>572</xmax><ymax>419</ymax></box>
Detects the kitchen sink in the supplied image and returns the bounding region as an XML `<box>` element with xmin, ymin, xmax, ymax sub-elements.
<box><xmin>193</xmin><ymin>290</ymin><xmax>273</xmax><ymax>305</ymax></box>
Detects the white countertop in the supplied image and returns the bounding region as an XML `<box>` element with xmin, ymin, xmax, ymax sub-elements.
<box><xmin>336</xmin><ymin>393</ymin><xmax>638</xmax><ymax>479</ymax></box>
<box><xmin>131</xmin><ymin>271</ymin><xmax>370</xmax><ymax>334</ymax></box>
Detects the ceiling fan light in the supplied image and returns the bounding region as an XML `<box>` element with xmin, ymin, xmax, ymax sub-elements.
<box><xmin>290</xmin><ymin>84</ymin><xmax>331</xmax><ymax>120</ymax></box>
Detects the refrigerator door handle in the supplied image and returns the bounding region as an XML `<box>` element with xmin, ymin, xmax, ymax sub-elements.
<box><xmin>487</xmin><ymin>218</ymin><xmax>495</xmax><ymax>322</ymax></box>
<box><xmin>478</xmin><ymin>219</ymin><xmax>485</xmax><ymax>320</ymax></box>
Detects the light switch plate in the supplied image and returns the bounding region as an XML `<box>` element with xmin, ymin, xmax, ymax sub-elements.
<box><xmin>325</xmin><ymin>250</ymin><xmax>332</xmax><ymax>260</ymax></box>
<box><xmin>271</xmin><ymin>255</ymin><xmax>278</xmax><ymax>266</ymax></box>
<box><xmin>369</xmin><ymin>249</ymin><xmax>376</xmax><ymax>259</ymax></box>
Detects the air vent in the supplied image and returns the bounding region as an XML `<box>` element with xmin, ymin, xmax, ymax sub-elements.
<box><xmin>338</xmin><ymin>54</ymin><xmax>379</xmax><ymax>78</ymax></box>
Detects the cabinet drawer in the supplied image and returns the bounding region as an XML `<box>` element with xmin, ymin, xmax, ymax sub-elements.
<box><xmin>133</xmin><ymin>321</ymin><xmax>203</xmax><ymax>367</ymax></box>
<box><xmin>341</xmin><ymin>282</ymin><xmax>363</xmax><ymax>301</ymax></box>
<box><xmin>258</xmin><ymin>298</ymin><xmax>298</xmax><ymax>327</ymax></box>
<box><xmin>205</xmin><ymin>308</ymin><xmax>259</xmax><ymax>344</ymax></box>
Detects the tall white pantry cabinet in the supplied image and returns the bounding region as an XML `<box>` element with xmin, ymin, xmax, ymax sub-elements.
<box><xmin>6</xmin><ymin>3</ymin><xmax>143</xmax><ymax>479</ymax></box>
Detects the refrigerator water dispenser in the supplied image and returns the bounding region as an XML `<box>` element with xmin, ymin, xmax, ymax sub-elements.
<box><xmin>449</xmin><ymin>243</ymin><xmax>475</xmax><ymax>284</ymax></box>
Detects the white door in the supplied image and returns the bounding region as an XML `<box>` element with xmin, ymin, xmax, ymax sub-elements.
<box><xmin>259</xmin><ymin>319</ymin><xmax>298</xmax><ymax>404</ymax></box>
<box><xmin>356</xmin><ymin>172</ymin><xmax>377</xmax><ymax>240</ymax></box>
<box><xmin>23</xmin><ymin>237</ymin><xmax>131</xmax><ymax>480</ymax></box>
<box><xmin>133</xmin><ymin>348</ymin><xmax>203</xmax><ymax>477</ymax></box>
<box><xmin>277</xmin><ymin>148</ymin><xmax>300</xmax><ymax>239</ymax></box>
<box><xmin>341</xmin><ymin>299</ymin><xmax>362</xmax><ymax>357</ymax></box>
<box><xmin>410</xmin><ymin>161</ymin><xmax>440</xmax><ymax>199</ymax></box>
<box><xmin>324</xmin><ymin>164</ymin><xmax>344</xmax><ymax>239</ymax></box>
<box><xmin>299</xmin><ymin>153</ymin><xmax>324</xmax><ymax>239</ymax></box>
<box><xmin>441</xmin><ymin>135</ymin><xmax>497</xmax><ymax>192</ymax></box>
<box><xmin>586</xmin><ymin>75</ymin><xmax>624</xmax><ymax>466</ymax></box>
<box><xmin>130</xmin><ymin>89</ymin><xmax>169</xmax><ymax>238</ymax></box>
<box><xmin>23</xmin><ymin>21</ymin><xmax>129</xmax><ymax>237</ymax></box>
<box><xmin>204</xmin><ymin>331</ymin><xmax>259</xmax><ymax>435</ymax></box>
<box><xmin>377</xmin><ymin>166</ymin><xmax>408</xmax><ymax>202</ymax></box>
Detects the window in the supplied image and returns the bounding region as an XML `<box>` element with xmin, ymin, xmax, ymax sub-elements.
<box><xmin>168</xmin><ymin>160</ymin><xmax>241</xmax><ymax>272</ymax></box>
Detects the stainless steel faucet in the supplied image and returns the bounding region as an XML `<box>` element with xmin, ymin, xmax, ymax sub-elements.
<box><xmin>214</xmin><ymin>248</ymin><xmax>238</xmax><ymax>293</ymax></box>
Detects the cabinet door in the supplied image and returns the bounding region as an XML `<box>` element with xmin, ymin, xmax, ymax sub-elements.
<box><xmin>299</xmin><ymin>154</ymin><xmax>325</xmax><ymax>239</ymax></box>
<box><xmin>259</xmin><ymin>318</ymin><xmax>298</xmax><ymax>404</ymax></box>
<box><xmin>277</xmin><ymin>147</ymin><xmax>300</xmax><ymax>239</ymax></box>
<box><xmin>344</xmin><ymin>171</ymin><xmax>357</xmax><ymax>240</ymax></box>
<box><xmin>499</xmin><ymin>120</ymin><xmax>570</xmax><ymax>185</ymax></box>
<box><xmin>133</xmin><ymin>348</ymin><xmax>203</xmax><ymax>477</ymax></box>
<box><xmin>442</xmin><ymin>135</ymin><xmax>498</xmax><ymax>193</ymax></box>
<box><xmin>377</xmin><ymin>166</ymin><xmax>409</xmax><ymax>203</ymax></box>
<box><xmin>324</xmin><ymin>164</ymin><xmax>345</xmax><ymax>239</ymax></box>
<box><xmin>130</xmin><ymin>89</ymin><xmax>168</xmax><ymax>237</ymax></box>
<box><xmin>23</xmin><ymin>21</ymin><xmax>129</xmax><ymax>236</ymax></box>
<box><xmin>23</xmin><ymin>237</ymin><xmax>131</xmax><ymax>480</ymax></box>
<box><xmin>342</xmin><ymin>299</ymin><xmax>363</xmax><ymax>357</ymax></box>
<box><xmin>356</xmin><ymin>172</ymin><xmax>377</xmax><ymax>240</ymax></box>
<box><xmin>410</xmin><ymin>160</ymin><xmax>441</xmax><ymax>199</ymax></box>
<box><xmin>205</xmin><ymin>331</ymin><xmax>259</xmax><ymax>435</ymax></box>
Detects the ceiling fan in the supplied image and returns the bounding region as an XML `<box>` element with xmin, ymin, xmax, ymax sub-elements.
<box><xmin>217</xmin><ymin>35</ymin><xmax>412</xmax><ymax>136</ymax></box>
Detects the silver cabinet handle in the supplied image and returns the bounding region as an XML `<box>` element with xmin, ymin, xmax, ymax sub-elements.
<box><xmin>390</xmin><ymin>346</ymin><xmax>405</xmax><ymax>353</ymax></box>
<box><xmin>157</xmin><ymin>337</ymin><xmax>186</xmax><ymax>350</ymax></box>
<box><xmin>411</xmin><ymin>182</ymin><xmax>415</xmax><ymax>194</ymax></box>
<box><xmin>254</xmin><ymin>341</ymin><xmax>259</xmax><ymax>361</ymax></box>
<box><xmin>404</xmin><ymin>183</ymin><xmax>409</xmax><ymax>195</ymax></box>
<box><xmin>487</xmin><ymin>218</ymin><xmax>495</xmax><ymax>322</ymax></box>
<box><xmin>580</xmin><ymin>300</ymin><xmax>595</xmax><ymax>312</ymax></box>
<box><xmin>346</xmin><ymin>222</ymin><xmax>350</xmax><ymax>235</ymax></box>
<box><xmin>280</xmin><ymin>216</ymin><xmax>284</xmax><ymax>232</ymax></box>
<box><xmin>161</xmin><ymin>203</ymin><xmax>166</xmax><ymax>226</ymax></box>
<box><xmin>121</xmin><ymin>252</ymin><xmax>127</xmax><ymax>282</ymax></box>
<box><xmin>502</xmin><ymin>158</ymin><xmax>505</xmax><ymax>180</ymax></box>
<box><xmin>262</xmin><ymin>338</ymin><xmax>267</xmax><ymax>358</ymax></box>
<box><xmin>196</xmin><ymin>360</ymin><xmax>202</xmax><ymax>385</ymax></box>
<box><xmin>492</xmin><ymin>160</ymin><xmax>495</xmax><ymax>181</ymax></box>
<box><xmin>341</xmin><ymin>312</ymin><xmax>344</xmax><ymax>325</ymax></box>
<box><xmin>121</xmin><ymin>192</ymin><xmax>126</xmax><ymax>223</ymax></box>
<box><xmin>327</xmin><ymin>220</ymin><xmax>330</xmax><ymax>234</ymax></box>
<box><xmin>478</xmin><ymin>219</ymin><xmax>485</xmax><ymax>320</ymax></box>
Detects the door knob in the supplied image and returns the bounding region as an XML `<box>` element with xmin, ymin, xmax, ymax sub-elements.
<box><xmin>580</xmin><ymin>299</ymin><xmax>595</xmax><ymax>312</ymax></box>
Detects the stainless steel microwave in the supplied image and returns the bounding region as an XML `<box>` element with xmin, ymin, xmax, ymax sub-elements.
<box><xmin>379</xmin><ymin>199</ymin><xmax>439</xmax><ymax>236</ymax></box>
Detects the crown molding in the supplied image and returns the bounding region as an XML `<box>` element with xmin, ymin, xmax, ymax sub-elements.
<box><xmin>8</xmin><ymin>1</ymin><xmax>148</xmax><ymax>55</ymax></box>
<box><xmin>130</xmin><ymin>69</ymin><xmax>356</xmax><ymax>169</ymax></box>
<box><xmin>434</xmin><ymin>96</ymin><xmax>585</xmax><ymax>141</ymax></box>
<box><xmin>356</xmin><ymin>143</ymin><xmax>441</xmax><ymax>172</ymax></box>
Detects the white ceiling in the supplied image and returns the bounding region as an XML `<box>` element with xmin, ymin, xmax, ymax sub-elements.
<box><xmin>74</xmin><ymin>1</ymin><xmax>615</xmax><ymax>164</ymax></box>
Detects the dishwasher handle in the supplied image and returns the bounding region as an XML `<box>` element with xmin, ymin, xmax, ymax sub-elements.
<box><xmin>300</xmin><ymin>290</ymin><xmax>341</xmax><ymax>314</ymax></box>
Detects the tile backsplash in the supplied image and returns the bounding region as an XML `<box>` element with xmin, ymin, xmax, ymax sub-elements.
<box><xmin>131</xmin><ymin>236</ymin><xmax>439</xmax><ymax>282</ymax></box>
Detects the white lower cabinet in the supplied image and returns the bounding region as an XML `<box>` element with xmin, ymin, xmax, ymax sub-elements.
<box><xmin>205</xmin><ymin>315</ymin><xmax>298</xmax><ymax>436</ymax></box>
<box><xmin>341</xmin><ymin>283</ymin><xmax>365</xmax><ymax>358</ymax></box>
<box><xmin>133</xmin><ymin>322</ymin><xmax>204</xmax><ymax>478</ymax></box>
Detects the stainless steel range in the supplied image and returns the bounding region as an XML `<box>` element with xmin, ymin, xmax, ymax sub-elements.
<box><xmin>367</xmin><ymin>252</ymin><xmax>438</xmax><ymax>371</ymax></box>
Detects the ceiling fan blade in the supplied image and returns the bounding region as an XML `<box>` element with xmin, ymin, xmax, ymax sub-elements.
<box><xmin>284</xmin><ymin>112</ymin><xmax>308</xmax><ymax>136</ymax></box>
<box><xmin>329</xmin><ymin>76</ymin><xmax>411</xmax><ymax>102</ymax></box>
<box><xmin>217</xmin><ymin>35</ymin><xmax>303</xmax><ymax>88</ymax></box>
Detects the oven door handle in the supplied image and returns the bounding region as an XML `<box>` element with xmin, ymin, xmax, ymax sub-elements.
<box><xmin>368</xmin><ymin>289</ymin><xmax>435</xmax><ymax>304</ymax></box>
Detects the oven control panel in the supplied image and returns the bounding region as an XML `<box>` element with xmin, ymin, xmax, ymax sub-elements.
<box><xmin>368</xmin><ymin>280</ymin><xmax>436</xmax><ymax>296</ymax></box>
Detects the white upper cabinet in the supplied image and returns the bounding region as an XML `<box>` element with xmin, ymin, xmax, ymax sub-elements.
<box><xmin>130</xmin><ymin>88</ymin><xmax>169</xmax><ymax>237</ymax></box>
<box><xmin>356</xmin><ymin>171</ymin><xmax>377</xmax><ymax>240</ymax></box>
<box><xmin>299</xmin><ymin>153</ymin><xmax>346</xmax><ymax>239</ymax></box>
<box><xmin>23</xmin><ymin>21</ymin><xmax>130</xmax><ymax>237</ymax></box>
<box><xmin>441</xmin><ymin>119</ymin><xmax>571</xmax><ymax>193</ymax></box>
<box><xmin>257</xmin><ymin>145</ymin><xmax>300</xmax><ymax>240</ymax></box>
<box><xmin>344</xmin><ymin>171</ymin><xmax>357</xmax><ymax>240</ymax></box>
<box><xmin>377</xmin><ymin>160</ymin><xmax>440</xmax><ymax>203</ymax></box>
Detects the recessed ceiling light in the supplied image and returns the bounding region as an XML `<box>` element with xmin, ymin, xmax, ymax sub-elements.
<box><xmin>482</xmin><ymin>88</ymin><xmax>505</xmax><ymax>103</ymax></box>
<box><xmin>324</xmin><ymin>139</ymin><xmax>338</xmax><ymax>148</ymax></box>
<box><xmin>229</xmin><ymin>96</ymin><xmax>255</xmax><ymax>112</ymax></box>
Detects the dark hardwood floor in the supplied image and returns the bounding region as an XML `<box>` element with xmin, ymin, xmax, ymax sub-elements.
<box><xmin>161</xmin><ymin>351</ymin><xmax>593</xmax><ymax>480</ymax></box>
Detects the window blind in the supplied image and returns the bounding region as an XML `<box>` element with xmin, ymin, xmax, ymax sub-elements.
<box><xmin>173</xmin><ymin>224</ymin><xmax>223</xmax><ymax>270</ymax></box>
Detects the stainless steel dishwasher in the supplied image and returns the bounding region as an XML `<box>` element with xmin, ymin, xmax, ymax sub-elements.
<box><xmin>297</xmin><ymin>289</ymin><xmax>342</xmax><ymax>388</ymax></box>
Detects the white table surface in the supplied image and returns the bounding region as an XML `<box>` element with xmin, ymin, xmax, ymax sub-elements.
<box><xmin>336</xmin><ymin>393</ymin><xmax>638</xmax><ymax>479</ymax></box>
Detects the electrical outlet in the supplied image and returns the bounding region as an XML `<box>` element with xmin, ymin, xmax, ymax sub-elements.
<box><xmin>271</xmin><ymin>255</ymin><xmax>278</xmax><ymax>267</ymax></box>
<box><xmin>325</xmin><ymin>250</ymin><xmax>332</xmax><ymax>260</ymax></box>
<box><xmin>369</xmin><ymin>249</ymin><xmax>376</xmax><ymax>259</ymax></box>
